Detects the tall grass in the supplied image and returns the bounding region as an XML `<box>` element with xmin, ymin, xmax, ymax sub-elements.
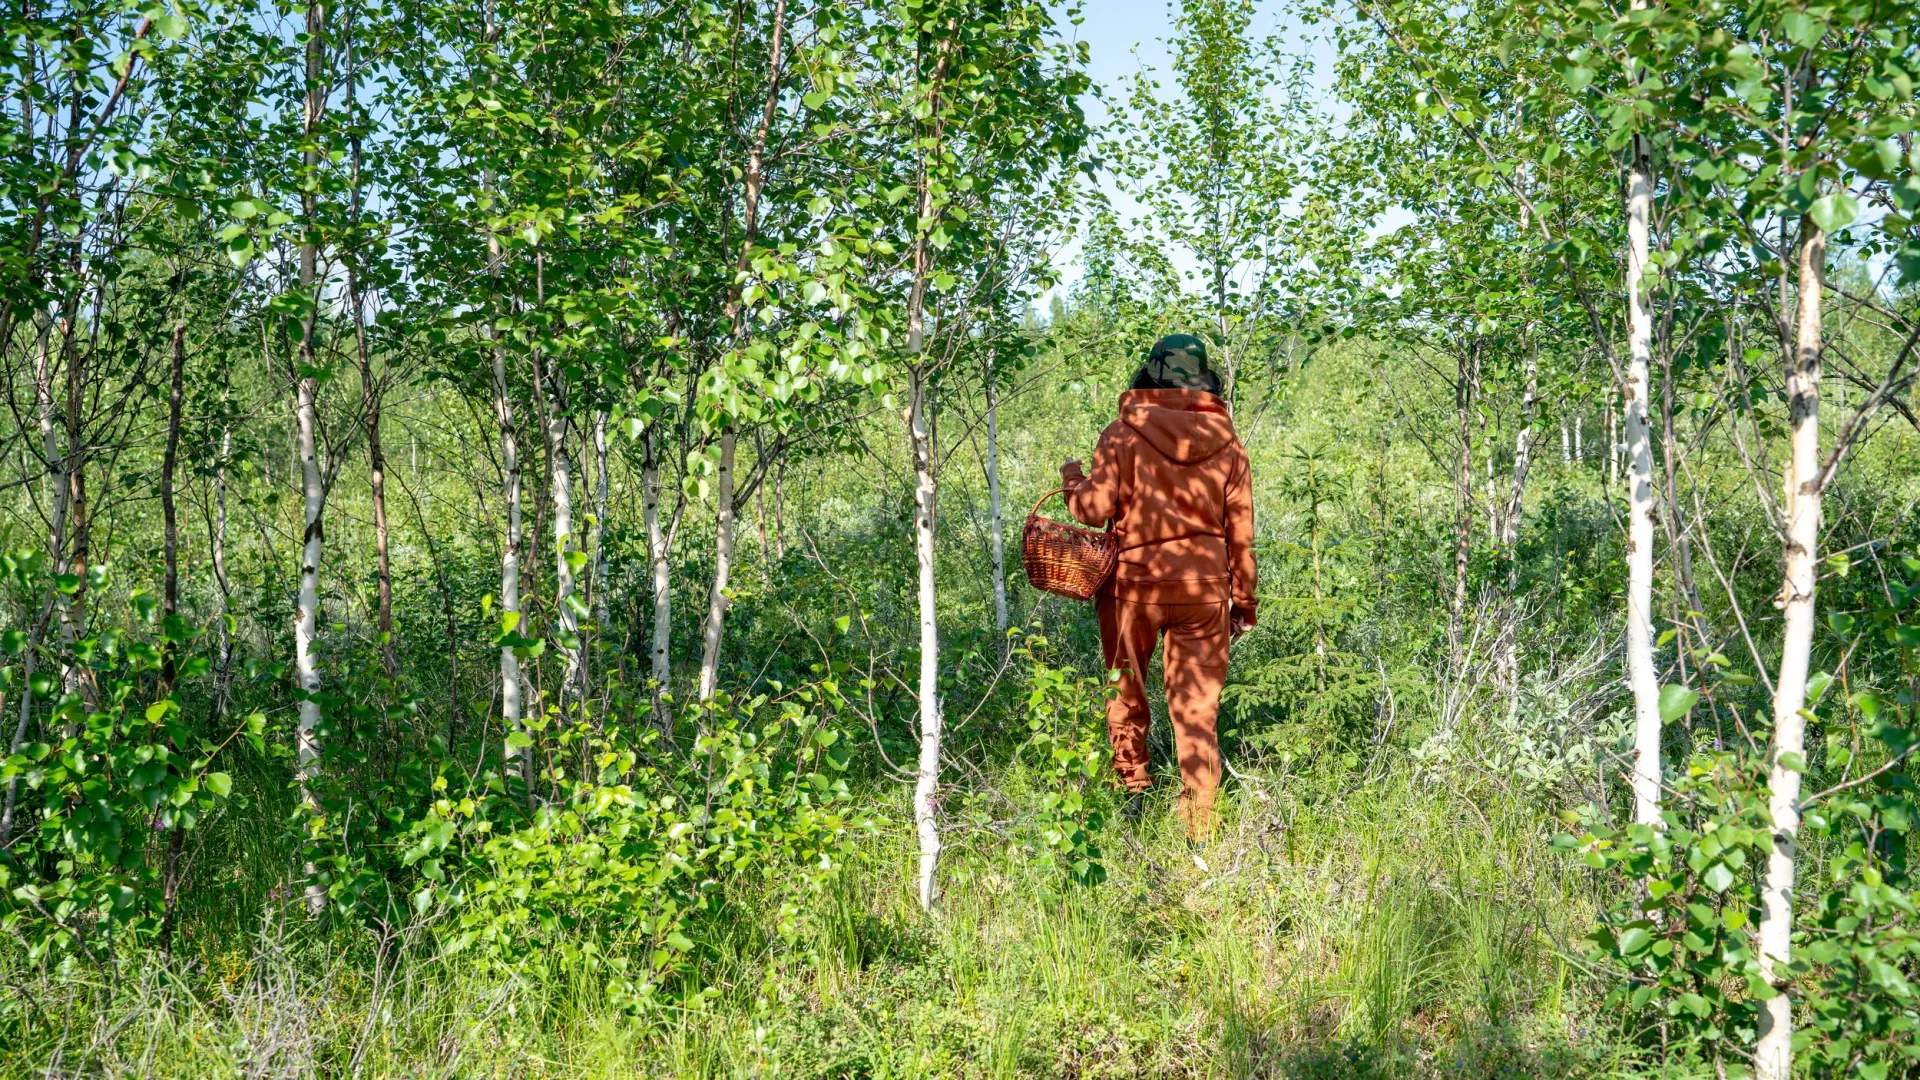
<box><xmin>1</xmin><ymin>761</ymin><xmax>1710</xmax><ymax>1078</ymax></box>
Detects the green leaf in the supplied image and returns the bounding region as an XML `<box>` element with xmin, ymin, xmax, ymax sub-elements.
<box><xmin>1703</xmin><ymin>862</ymin><xmax>1734</xmax><ymax>892</ymax></box>
<box><xmin>1780</xmin><ymin>12</ymin><xmax>1825</xmax><ymax>48</ymax></box>
<box><xmin>1809</xmin><ymin>192</ymin><xmax>1859</xmax><ymax>234</ymax></box>
<box><xmin>1807</xmin><ymin>670</ymin><xmax>1833</xmax><ymax>703</ymax></box>
<box><xmin>1658</xmin><ymin>684</ymin><xmax>1700</xmax><ymax>723</ymax></box>
<box><xmin>224</xmin><ymin>234</ymin><xmax>253</xmax><ymax>269</ymax></box>
<box><xmin>1618</xmin><ymin>926</ymin><xmax>1653</xmax><ymax>955</ymax></box>
<box><xmin>1778</xmin><ymin>751</ymin><xmax>1807</xmax><ymax>773</ymax></box>
<box><xmin>205</xmin><ymin>772</ymin><xmax>233</xmax><ymax>799</ymax></box>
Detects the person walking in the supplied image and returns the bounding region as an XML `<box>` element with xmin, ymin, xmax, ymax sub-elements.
<box><xmin>1061</xmin><ymin>334</ymin><xmax>1256</xmax><ymax>841</ymax></box>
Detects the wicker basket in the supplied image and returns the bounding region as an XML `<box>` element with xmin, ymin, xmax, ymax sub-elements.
<box><xmin>1022</xmin><ymin>488</ymin><xmax>1116</xmax><ymax>601</ymax></box>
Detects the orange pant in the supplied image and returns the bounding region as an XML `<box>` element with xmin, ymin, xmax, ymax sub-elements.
<box><xmin>1096</xmin><ymin>595</ymin><xmax>1228</xmax><ymax>836</ymax></box>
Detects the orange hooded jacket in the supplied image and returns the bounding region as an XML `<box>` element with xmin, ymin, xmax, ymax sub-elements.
<box><xmin>1060</xmin><ymin>389</ymin><xmax>1257</xmax><ymax>622</ymax></box>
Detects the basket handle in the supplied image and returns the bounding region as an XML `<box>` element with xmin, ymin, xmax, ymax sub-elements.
<box><xmin>1029</xmin><ymin>486</ymin><xmax>1069</xmax><ymax>519</ymax></box>
<box><xmin>1029</xmin><ymin>487</ymin><xmax>1112</xmax><ymax>533</ymax></box>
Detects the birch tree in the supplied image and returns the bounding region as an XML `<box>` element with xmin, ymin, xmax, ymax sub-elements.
<box><xmin>291</xmin><ymin>0</ymin><xmax>331</xmax><ymax>916</ymax></box>
<box><xmin>1107</xmin><ymin>0</ymin><xmax>1319</xmax><ymax>412</ymax></box>
<box><xmin>1619</xmin><ymin>0</ymin><xmax>1664</xmax><ymax>831</ymax></box>
<box><xmin>697</xmin><ymin>0</ymin><xmax>788</xmax><ymax>703</ymax></box>
<box><xmin>871</xmin><ymin>0</ymin><xmax>1086</xmax><ymax>911</ymax></box>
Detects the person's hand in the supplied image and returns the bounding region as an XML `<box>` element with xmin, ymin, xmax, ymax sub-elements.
<box><xmin>1230</xmin><ymin>608</ymin><xmax>1255</xmax><ymax>642</ymax></box>
<box><xmin>1060</xmin><ymin>457</ymin><xmax>1084</xmax><ymax>485</ymax></box>
<box><xmin>1062</xmin><ymin>457</ymin><xmax>1082</xmax><ymax>474</ymax></box>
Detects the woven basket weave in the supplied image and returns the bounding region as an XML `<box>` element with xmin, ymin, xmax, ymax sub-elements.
<box><xmin>1022</xmin><ymin>488</ymin><xmax>1116</xmax><ymax>601</ymax></box>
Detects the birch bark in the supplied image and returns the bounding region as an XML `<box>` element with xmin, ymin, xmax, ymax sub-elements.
<box><xmin>698</xmin><ymin>0</ymin><xmax>786</xmax><ymax>701</ymax></box>
<box><xmin>1623</xmin><ymin>132</ymin><xmax>1662</xmax><ymax>829</ymax></box>
<box><xmin>546</xmin><ymin>362</ymin><xmax>580</xmax><ymax>710</ymax></box>
<box><xmin>1754</xmin><ymin>218</ymin><xmax>1825</xmax><ymax>1080</ymax></box>
<box><xmin>1448</xmin><ymin>343</ymin><xmax>1476</xmax><ymax>662</ymax></box>
<box><xmin>643</xmin><ymin>427</ymin><xmax>671</xmax><ymax>715</ymax></box>
<box><xmin>985</xmin><ymin>365</ymin><xmax>1008</xmax><ymax>640</ymax></box>
<box><xmin>492</xmin><ymin>290</ymin><xmax>525</xmax><ymax>778</ymax></box>
<box><xmin>1498</xmin><ymin>347</ymin><xmax>1538</xmax><ymax>701</ymax></box>
<box><xmin>483</xmin><ymin>0</ymin><xmax>524</xmax><ymax>782</ymax></box>
<box><xmin>697</xmin><ymin>434</ymin><xmax>735</xmax><ymax>701</ymax></box>
<box><xmin>293</xmin><ymin>0</ymin><xmax>329</xmax><ymax>916</ymax></box>
<box><xmin>908</xmin><ymin>364</ymin><xmax>942</xmax><ymax>911</ymax></box>
<box><xmin>593</xmin><ymin>410</ymin><xmax>610</xmax><ymax>634</ymax></box>
<box><xmin>60</xmin><ymin>320</ymin><xmax>91</xmax><ymax>707</ymax></box>
<box><xmin>907</xmin><ymin>21</ymin><xmax>955</xmax><ymax>913</ymax></box>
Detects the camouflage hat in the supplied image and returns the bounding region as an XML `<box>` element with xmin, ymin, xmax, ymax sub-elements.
<box><xmin>1143</xmin><ymin>333</ymin><xmax>1213</xmax><ymax>389</ymax></box>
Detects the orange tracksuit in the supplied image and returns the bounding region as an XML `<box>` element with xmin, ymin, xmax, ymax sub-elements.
<box><xmin>1061</xmin><ymin>390</ymin><xmax>1257</xmax><ymax>837</ymax></box>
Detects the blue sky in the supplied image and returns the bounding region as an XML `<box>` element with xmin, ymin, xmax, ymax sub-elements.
<box><xmin>1059</xmin><ymin>0</ymin><xmax>1176</xmax><ymax>127</ymax></box>
<box><xmin>1041</xmin><ymin>0</ymin><xmax>1348</xmax><ymax>302</ymax></box>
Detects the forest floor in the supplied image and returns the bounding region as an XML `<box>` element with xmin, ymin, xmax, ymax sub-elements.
<box><xmin>10</xmin><ymin>772</ymin><xmax>1699</xmax><ymax>1079</ymax></box>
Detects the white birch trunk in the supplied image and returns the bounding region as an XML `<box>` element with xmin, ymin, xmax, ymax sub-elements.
<box><xmin>1449</xmin><ymin>347</ymin><xmax>1475</xmax><ymax>661</ymax></box>
<box><xmin>548</xmin><ymin>370</ymin><xmax>580</xmax><ymax>709</ymax></box>
<box><xmin>908</xmin><ymin>366</ymin><xmax>942</xmax><ymax>911</ymax></box>
<box><xmin>985</xmin><ymin>370</ymin><xmax>1008</xmax><ymax>640</ymax></box>
<box><xmin>482</xmin><ymin>0</ymin><xmax>525</xmax><ymax>786</ymax></box>
<box><xmin>34</xmin><ymin>316</ymin><xmax>66</xmax><ymax>578</ymax></box>
<box><xmin>1754</xmin><ymin>219</ymin><xmax>1824</xmax><ymax>1080</ymax></box>
<box><xmin>32</xmin><ymin>316</ymin><xmax>74</xmax><ymax>670</ymax></box>
<box><xmin>213</xmin><ymin>427</ymin><xmax>234</xmax><ymax>710</ymax></box>
<box><xmin>1608</xmin><ymin>400</ymin><xmax>1619</xmax><ymax>487</ymax></box>
<box><xmin>1623</xmin><ymin>137</ymin><xmax>1663</xmax><ymax>829</ymax></box>
<box><xmin>294</xmin><ymin>0</ymin><xmax>329</xmax><ymax>917</ymax></box>
<box><xmin>697</xmin><ymin>432</ymin><xmax>735</xmax><ymax>701</ymax></box>
<box><xmin>754</xmin><ymin>432</ymin><xmax>771</xmax><ymax>571</ymax></box>
<box><xmin>644</xmin><ymin>429</ymin><xmax>671</xmax><ymax>715</ymax></box>
<box><xmin>493</xmin><ymin>332</ymin><xmax>524</xmax><ymax>774</ymax></box>
<box><xmin>1485</xmin><ymin>445</ymin><xmax>1498</xmax><ymax>544</ymax></box>
<box><xmin>593</xmin><ymin>410</ymin><xmax>610</xmax><ymax>632</ymax></box>
<box><xmin>700</xmin><ymin>0</ymin><xmax>786</xmax><ymax>703</ymax></box>
<box><xmin>38</xmin><ymin>317</ymin><xmax>78</xmax><ymax>694</ymax></box>
<box><xmin>1498</xmin><ymin>349</ymin><xmax>1539</xmax><ymax>702</ymax></box>
<box><xmin>293</xmin><ymin>372</ymin><xmax>326</xmax><ymax>915</ymax></box>
<box><xmin>906</xmin><ymin>23</ymin><xmax>955</xmax><ymax>912</ymax></box>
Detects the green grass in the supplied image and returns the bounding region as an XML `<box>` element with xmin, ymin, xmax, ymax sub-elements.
<box><xmin>3</xmin><ymin>772</ymin><xmax>1704</xmax><ymax>1078</ymax></box>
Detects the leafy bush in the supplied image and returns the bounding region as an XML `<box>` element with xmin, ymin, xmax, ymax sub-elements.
<box><xmin>0</xmin><ymin>552</ymin><xmax>249</xmax><ymax>964</ymax></box>
<box><xmin>1015</xmin><ymin>632</ymin><xmax>1112</xmax><ymax>886</ymax></box>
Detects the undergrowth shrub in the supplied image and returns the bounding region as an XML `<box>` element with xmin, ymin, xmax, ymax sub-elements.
<box><xmin>1014</xmin><ymin>631</ymin><xmax>1111</xmax><ymax>887</ymax></box>
<box><xmin>1566</xmin><ymin>554</ymin><xmax>1920</xmax><ymax>1077</ymax></box>
<box><xmin>0</xmin><ymin>551</ymin><xmax>250</xmax><ymax>966</ymax></box>
<box><xmin>419</xmin><ymin>681</ymin><xmax>866</xmax><ymax>1005</ymax></box>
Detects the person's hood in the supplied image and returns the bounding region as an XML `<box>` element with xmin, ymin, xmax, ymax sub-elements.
<box><xmin>1119</xmin><ymin>389</ymin><xmax>1236</xmax><ymax>464</ymax></box>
